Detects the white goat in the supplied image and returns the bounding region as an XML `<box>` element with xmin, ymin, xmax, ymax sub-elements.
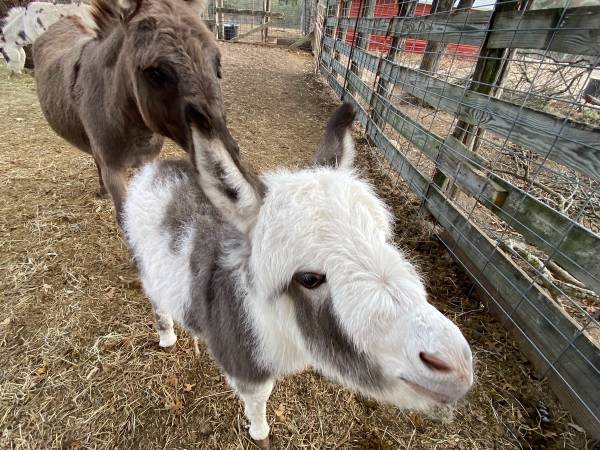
<box><xmin>0</xmin><ymin>2</ymin><xmax>89</xmax><ymax>74</ymax></box>
<box><xmin>123</xmin><ymin>104</ymin><xmax>474</xmax><ymax>449</ymax></box>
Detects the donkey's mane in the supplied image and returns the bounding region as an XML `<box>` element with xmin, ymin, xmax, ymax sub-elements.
<box><xmin>89</xmin><ymin>0</ymin><xmax>206</xmax><ymax>37</ymax></box>
<box><xmin>89</xmin><ymin>0</ymin><xmax>130</xmax><ymax>36</ymax></box>
<box><xmin>1</xmin><ymin>6</ymin><xmax>26</xmax><ymax>32</ymax></box>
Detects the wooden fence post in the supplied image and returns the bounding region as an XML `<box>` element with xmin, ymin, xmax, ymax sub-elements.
<box><xmin>262</xmin><ymin>0</ymin><xmax>272</xmax><ymax>42</ymax></box>
<box><xmin>346</xmin><ymin>0</ymin><xmax>374</xmax><ymax>97</ymax></box>
<box><xmin>419</xmin><ymin>0</ymin><xmax>475</xmax><ymax>76</ymax></box>
<box><xmin>418</xmin><ymin>0</ymin><xmax>455</xmax><ymax>75</ymax></box>
<box><xmin>431</xmin><ymin>0</ymin><xmax>522</xmax><ymax>190</ymax></box>
<box><xmin>313</xmin><ymin>0</ymin><xmax>328</xmax><ymax>72</ymax></box>
<box><xmin>343</xmin><ymin>0</ymin><xmax>369</xmax><ymax>98</ymax></box>
<box><xmin>326</xmin><ymin>0</ymin><xmax>347</xmax><ymax>88</ymax></box>
<box><xmin>215</xmin><ymin>0</ymin><xmax>224</xmax><ymax>39</ymax></box>
<box><xmin>367</xmin><ymin>0</ymin><xmax>417</xmax><ymax>133</ymax></box>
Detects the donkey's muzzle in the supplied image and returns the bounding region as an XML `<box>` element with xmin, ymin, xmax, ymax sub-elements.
<box><xmin>186</xmin><ymin>105</ymin><xmax>239</xmax><ymax>156</ymax></box>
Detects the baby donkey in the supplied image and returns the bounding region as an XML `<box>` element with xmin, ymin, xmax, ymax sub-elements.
<box><xmin>124</xmin><ymin>104</ymin><xmax>474</xmax><ymax>448</ymax></box>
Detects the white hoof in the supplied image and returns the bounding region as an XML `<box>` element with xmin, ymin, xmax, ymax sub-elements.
<box><xmin>159</xmin><ymin>332</ymin><xmax>177</xmax><ymax>348</ymax></box>
<box><xmin>249</xmin><ymin>423</ymin><xmax>270</xmax><ymax>441</ymax></box>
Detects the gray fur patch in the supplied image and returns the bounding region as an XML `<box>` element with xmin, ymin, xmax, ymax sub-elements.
<box><xmin>286</xmin><ymin>283</ymin><xmax>385</xmax><ymax>389</ymax></box>
<box><xmin>213</xmin><ymin>160</ymin><xmax>239</xmax><ymax>201</ymax></box>
<box><xmin>158</xmin><ymin>160</ymin><xmax>216</xmax><ymax>253</ymax></box>
<box><xmin>153</xmin><ymin>159</ymin><xmax>196</xmax><ymax>184</ymax></box>
<box><xmin>0</xmin><ymin>48</ymin><xmax>9</xmax><ymax>62</ymax></box>
<box><xmin>155</xmin><ymin>160</ymin><xmax>269</xmax><ymax>384</ymax></box>
<box><xmin>186</xmin><ymin>224</ymin><xmax>270</xmax><ymax>384</ymax></box>
<box><xmin>154</xmin><ymin>311</ymin><xmax>172</xmax><ymax>332</ymax></box>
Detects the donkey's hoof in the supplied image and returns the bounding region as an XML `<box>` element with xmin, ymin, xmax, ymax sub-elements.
<box><xmin>160</xmin><ymin>343</ymin><xmax>177</xmax><ymax>353</ymax></box>
<box><xmin>253</xmin><ymin>437</ymin><xmax>270</xmax><ymax>450</ymax></box>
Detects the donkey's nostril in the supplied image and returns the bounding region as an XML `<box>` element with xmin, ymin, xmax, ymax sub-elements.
<box><xmin>419</xmin><ymin>352</ymin><xmax>453</xmax><ymax>373</ymax></box>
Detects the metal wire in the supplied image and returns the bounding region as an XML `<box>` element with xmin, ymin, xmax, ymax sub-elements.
<box><xmin>204</xmin><ymin>0</ymin><xmax>312</xmax><ymax>43</ymax></box>
<box><xmin>316</xmin><ymin>0</ymin><xmax>600</xmax><ymax>435</ymax></box>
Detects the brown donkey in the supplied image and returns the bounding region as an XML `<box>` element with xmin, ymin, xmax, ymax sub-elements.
<box><xmin>33</xmin><ymin>0</ymin><xmax>236</xmax><ymax>223</ymax></box>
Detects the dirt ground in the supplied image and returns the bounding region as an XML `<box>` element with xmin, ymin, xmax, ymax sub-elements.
<box><xmin>0</xmin><ymin>43</ymin><xmax>591</xmax><ymax>449</ymax></box>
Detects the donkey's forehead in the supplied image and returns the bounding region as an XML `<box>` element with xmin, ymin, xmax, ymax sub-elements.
<box><xmin>130</xmin><ymin>1</ymin><xmax>216</xmax><ymax>48</ymax></box>
<box><xmin>263</xmin><ymin>168</ymin><xmax>392</xmax><ymax>238</ymax></box>
<box><xmin>131</xmin><ymin>26</ymin><xmax>219</xmax><ymax>67</ymax></box>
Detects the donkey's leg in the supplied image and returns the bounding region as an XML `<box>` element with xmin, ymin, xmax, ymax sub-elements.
<box><xmin>228</xmin><ymin>377</ymin><xmax>275</xmax><ymax>449</ymax></box>
<box><xmin>101</xmin><ymin>165</ymin><xmax>128</xmax><ymax>226</ymax></box>
<box><xmin>153</xmin><ymin>308</ymin><xmax>177</xmax><ymax>350</ymax></box>
<box><xmin>94</xmin><ymin>160</ymin><xmax>108</xmax><ymax>198</ymax></box>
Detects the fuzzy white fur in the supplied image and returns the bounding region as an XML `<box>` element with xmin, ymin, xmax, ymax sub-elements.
<box><xmin>124</xmin><ymin>106</ymin><xmax>474</xmax><ymax>444</ymax></box>
<box><xmin>247</xmin><ymin>167</ymin><xmax>472</xmax><ymax>411</ymax></box>
<box><xmin>125</xmin><ymin>164</ymin><xmax>194</xmax><ymax>331</ymax></box>
<box><xmin>228</xmin><ymin>377</ymin><xmax>274</xmax><ymax>441</ymax></box>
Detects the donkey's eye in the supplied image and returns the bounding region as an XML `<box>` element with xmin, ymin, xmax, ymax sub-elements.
<box><xmin>143</xmin><ymin>66</ymin><xmax>175</xmax><ymax>86</ymax></box>
<box><xmin>294</xmin><ymin>272</ymin><xmax>326</xmax><ymax>289</ymax></box>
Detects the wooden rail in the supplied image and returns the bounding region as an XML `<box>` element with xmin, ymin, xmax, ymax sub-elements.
<box><xmin>327</xmin><ymin>11</ymin><xmax>490</xmax><ymax>47</ymax></box>
<box><xmin>323</xmin><ymin>37</ymin><xmax>600</xmax><ymax>183</ymax></box>
<box><xmin>325</xmin><ymin>5</ymin><xmax>600</xmax><ymax>56</ymax></box>
<box><xmin>323</xmin><ymin>44</ymin><xmax>600</xmax><ymax>295</ymax></box>
<box><xmin>319</xmin><ymin>63</ymin><xmax>600</xmax><ymax>437</ymax></box>
<box><xmin>320</xmin><ymin>0</ymin><xmax>600</xmax><ymax>436</ymax></box>
<box><xmin>215</xmin><ymin>7</ymin><xmax>284</xmax><ymax>19</ymax></box>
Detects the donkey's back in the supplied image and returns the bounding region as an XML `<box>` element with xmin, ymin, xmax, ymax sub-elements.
<box><xmin>34</xmin><ymin>16</ymin><xmax>94</xmax><ymax>153</ymax></box>
<box><xmin>125</xmin><ymin>159</ymin><xmax>230</xmax><ymax>345</ymax></box>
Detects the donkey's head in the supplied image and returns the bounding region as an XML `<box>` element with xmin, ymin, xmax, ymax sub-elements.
<box><xmin>193</xmin><ymin>104</ymin><xmax>473</xmax><ymax>412</ymax></box>
<box><xmin>91</xmin><ymin>0</ymin><xmax>236</xmax><ymax>154</ymax></box>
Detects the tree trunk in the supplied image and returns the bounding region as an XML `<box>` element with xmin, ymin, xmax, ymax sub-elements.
<box><xmin>433</xmin><ymin>0</ymin><xmax>522</xmax><ymax>193</ymax></box>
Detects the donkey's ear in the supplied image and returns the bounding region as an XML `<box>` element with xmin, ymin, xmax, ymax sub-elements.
<box><xmin>191</xmin><ymin>129</ymin><xmax>264</xmax><ymax>235</ymax></box>
<box><xmin>312</xmin><ymin>103</ymin><xmax>356</xmax><ymax>169</ymax></box>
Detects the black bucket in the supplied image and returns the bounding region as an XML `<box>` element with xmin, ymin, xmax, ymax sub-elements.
<box><xmin>223</xmin><ymin>23</ymin><xmax>238</xmax><ymax>41</ymax></box>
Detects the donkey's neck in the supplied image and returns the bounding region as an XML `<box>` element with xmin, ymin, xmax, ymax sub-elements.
<box><xmin>87</xmin><ymin>27</ymin><xmax>143</xmax><ymax>126</ymax></box>
<box><xmin>95</xmin><ymin>26</ymin><xmax>125</xmax><ymax>68</ymax></box>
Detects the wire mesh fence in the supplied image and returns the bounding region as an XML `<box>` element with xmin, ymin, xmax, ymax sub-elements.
<box><xmin>316</xmin><ymin>0</ymin><xmax>600</xmax><ymax>438</ymax></box>
<box><xmin>203</xmin><ymin>0</ymin><xmax>313</xmax><ymax>44</ymax></box>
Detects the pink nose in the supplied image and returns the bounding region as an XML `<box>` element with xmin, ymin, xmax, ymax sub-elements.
<box><xmin>419</xmin><ymin>352</ymin><xmax>453</xmax><ymax>373</ymax></box>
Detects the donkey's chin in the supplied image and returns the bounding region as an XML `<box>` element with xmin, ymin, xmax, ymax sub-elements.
<box><xmin>372</xmin><ymin>378</ymin><xmax>463</xmax><ymax>414</ymax></box>
<box><xmin>399</xmin><ymin>377</ymin><xmax>455</xmax><ymax>405</ymax></box>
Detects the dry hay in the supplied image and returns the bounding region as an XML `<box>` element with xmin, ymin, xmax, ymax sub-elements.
<box><xmin>0</xmin><ymin>43</ymin><xmax>591</xmax><ymax>449</ymax></box>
